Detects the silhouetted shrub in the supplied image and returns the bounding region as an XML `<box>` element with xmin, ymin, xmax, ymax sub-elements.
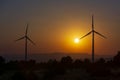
<box><xmin>74</xmin><ymin>59</ymin><xmax>83</xmax><ymax>64</ymax></box>
<box><xmin>96</xmin><ymin>58</ymin><xmax>105</xmax><ymax>64</ymax></box>
<box><xmin>47</xmin><ymin>59</ymin><xmax>58</xmax><ymax>65</ymax></box>
<box><xmin>28</xmin><ymin>59</ymin><xmax>36</xmax><ymax>65</ymax></box>
<box><xmin>83</xmin><ymin>58</ymin><xmax>91</xmax><ymax>64</ymax></box>
<box><xmin>0</xmin><ymin>56</ymin><xmax>5</xmax><ymax>64</ymax></box>
<box><xmin>113</xmin><ymin>51</ymin><xmax>120</xmax><ymax>64</ymax></box>
<box><xmin>73</xmin><ymin>59</ymin><xmax>83</xmax><ymax>68</ymax></box>
<box><xmin>0</xmin><ymin>56</ymin><xmax>5</xmax><ymax>75</ymax></box>
<box><xmin>61</xmin><ymin>56</ymin><xmax>73</xmax><ymax>64</ymax></box>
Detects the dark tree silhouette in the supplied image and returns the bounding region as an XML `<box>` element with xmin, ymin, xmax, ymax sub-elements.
<box><xmin>0</xmin><ymin>56</ymin><xmax>5</xmax><ymax>75</ymax></box>
<box><xmin>47</xmin><ymin>59</ymin><xmax>57</xmax><ymax>64</ymax></box>
<box><xmin>73</xmin><ymin>59</ymin><xmax>83</xmax><ymax>68</ymax></box>
<box><xmin>2</xmin><ymin>53</ymin><xmax>120</xmax><ymax>80</ymax></box>
<box><xmin>84</xmin><ymin>58</ymin><xmax>91</xmax><ymax>64</ymax></box>
<box><xmin>0</xmin><ymin>56</ymin><xmax>5</xmax><ymax>64</ymax></box>
<box><xmin>61</xmin><ymin>56</ymin><xmax>73</xmax><ymax>64</ymax></box>
<box><xmin>74</xmin><ymin>59</ymin><xmax>83</xmax><ymax>64</ymax></box>
<box><xmin>113</xmin><ymin>51</ymin><xmax>120</xmax><ymax>64</ymax></box>
<box><xmin>96</xmin><ymin>58</ymin><xmax>106</xmax><ymax>64</ymax></box>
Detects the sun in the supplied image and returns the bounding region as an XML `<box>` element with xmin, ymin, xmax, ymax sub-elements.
<box><xmin>74</xmin><ymin>38</ymin><xmax>80</xmax><ymax>43</ymax></box>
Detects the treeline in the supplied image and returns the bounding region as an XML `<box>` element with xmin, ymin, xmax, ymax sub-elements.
<box><xmin>0</xmin><ymin>51</ymin><xmax>120</xmax><ymax>80</ymax></box>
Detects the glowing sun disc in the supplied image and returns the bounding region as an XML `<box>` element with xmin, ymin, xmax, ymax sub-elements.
<box><xmin>74</xmin><ymin>38</ymin><xmax>80</xmax><ymax>43</ymax></box>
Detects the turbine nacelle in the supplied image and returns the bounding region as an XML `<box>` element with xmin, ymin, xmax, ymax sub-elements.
<box><xmin>15</xmin><ymin>24</ymin><xmax>35</xmax><ymax>61</ymax></box>
<box><xmin>80</xmin><ymin>30</ymin><xmax>107</xmax><ymax>39</ymax></box>
<box><xmin>15</xmin><ymin>36</ymin><xmax>35</xmax><ymax>45</ymax></box>
<box><xmin>15</xmin><ymin>24</ymin><xmax>35</xmax><ymax>45</ymax></box>
<box><xmin>79</xmin><ymin>14</ymin><xmax>107</xmax><ymax>63</ymax></box>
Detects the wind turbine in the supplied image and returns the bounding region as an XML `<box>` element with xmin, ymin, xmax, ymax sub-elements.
<box><xmin>15</xmin><ymin>24</ymin><xmax>35</xmax><ymax>61</ymax></box>
<box><xmin>80</xmin><ymin>15</ymin><xmax>106</xmax><ymax>63</ymax></box>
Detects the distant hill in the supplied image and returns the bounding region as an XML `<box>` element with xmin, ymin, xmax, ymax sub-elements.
<box><xmin>1</xmin><ymin>53</ymin><xmax>113</xmax><ymax>62</ymax></box>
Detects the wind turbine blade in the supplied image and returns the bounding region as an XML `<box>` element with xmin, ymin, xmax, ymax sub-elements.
<box><xmin>94</xmin><ymin>31</ymin><xmax>107</xmax><ymax>38</ymax></box>
<box><xmin>27</xmin><ymin>36</ymin><xmax>35</xmax><ymax>45</ymax></box>
<box><xmin>25</xmin><ymin>24</ymin><xmax>29</xmax><ymax>35</ymax></box>
<box><xmin>15</xmin><ymin>36</ymin><xmax>25</xmax><ymax>41</ymax></box>
<box><xmin>92</xmin><ymin>14</ymin><xmax>94</xmax><ymax>30</ymax></box>
<box><xmin>80</xmin><ymin>31</ymin><xmax>92</xmax><ymax>39</ymax></box>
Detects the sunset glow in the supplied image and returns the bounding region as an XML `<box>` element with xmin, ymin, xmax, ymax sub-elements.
<box><xmin>1</xmin><ymin>2</ymin><xmax>120</xmax><ymax>79</ymax></box>
<box><xmin>0</xmin><ymin>0</ymin><xmax>120</xmax><ymax>56</ymax></box>
<box><xmin>74</xmin><ymin>38</ymin><xmax>80</xmax><ymax>44</ymax></box>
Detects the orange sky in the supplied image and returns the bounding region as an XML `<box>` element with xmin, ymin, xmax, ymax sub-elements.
<box><xmin>0</xmin><ymin>0</ymin><xmax>120</xmax><ymax>56</ymax></box>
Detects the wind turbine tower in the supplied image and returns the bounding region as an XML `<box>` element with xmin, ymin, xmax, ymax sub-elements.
<box><xmin>15</xmin><ymin>24</ymin><xmax>35</xmax><ymax>61</ymax></box>
<box><xmin>80</xmin><ymin>15</ymin><xmax>106</xmax><ymax>63</ymax></box>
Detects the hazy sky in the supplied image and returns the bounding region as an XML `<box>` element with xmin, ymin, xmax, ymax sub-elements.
<box><xmin>0</xmin><ymin>0</ymin><xmax>120</xmax><ymax>55</ymax></box>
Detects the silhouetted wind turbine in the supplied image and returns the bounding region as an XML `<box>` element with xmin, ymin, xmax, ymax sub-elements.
<box><xmin>15</xmin><ymin>24</ymin><xmax>35</xmax><ymax>61</ymax></box>
<box><xmin>80</xmin><ymin>15</ymin><xmax>106</xmax><ymax>63</ymax></box>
